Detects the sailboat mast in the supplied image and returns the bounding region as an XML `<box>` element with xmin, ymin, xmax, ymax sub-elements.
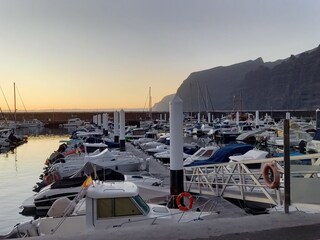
<box><xmin>148</xmin><ymin>87</ymin><xmax>152</xmax><ymax>120</ymax></box>
<box><xmin>14</xmin><ymin>82</ymin><xmax>16</xmax><ymax>123</ymax></box>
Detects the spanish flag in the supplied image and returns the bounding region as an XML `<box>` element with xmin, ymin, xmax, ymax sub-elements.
<box><xmin>81</xmin><ymin>176</ymin><xmax>93</xmax><ymax>189</ymax></box>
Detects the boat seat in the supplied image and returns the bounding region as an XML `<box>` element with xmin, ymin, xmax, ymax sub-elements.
<box><xmin>47</xmin><ymin>197</ymin><xmax>76</xmax><ymax>218</ymax></box>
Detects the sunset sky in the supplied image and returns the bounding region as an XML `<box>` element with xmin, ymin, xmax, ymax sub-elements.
<box><xmin>0</xmin><ymin>0</ymin><xmax>319</xmax><ymax>111</ymax></box>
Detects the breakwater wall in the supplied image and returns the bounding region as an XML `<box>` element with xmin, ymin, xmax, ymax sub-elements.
<box><xmin>2</xmin><ymin>110</ymin><xmax>317</xmax><ymax>126</ymax></box>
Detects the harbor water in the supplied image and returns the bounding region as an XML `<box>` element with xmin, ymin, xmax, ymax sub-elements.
<box><xmin>0</xmin><ymin>128</ymin><xmax>69</xmax><ymax>234</ymax></box>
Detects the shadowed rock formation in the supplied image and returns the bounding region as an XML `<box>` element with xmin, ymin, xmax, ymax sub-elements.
<box><xmin>153</xmin><ymin>45</ymin><xmax>320</xmax><ymax>112</ymax></box>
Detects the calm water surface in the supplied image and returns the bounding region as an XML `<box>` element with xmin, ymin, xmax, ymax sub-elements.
<box><xmin>0</xmin><ymin>128</ymin><xmax>69</xmax><ymax>234</ymax></box>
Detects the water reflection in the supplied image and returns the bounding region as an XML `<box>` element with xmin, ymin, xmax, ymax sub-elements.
<box><xmin>0</xmin><ymin>128</ymin><xmax>69</xmax><ymax>234</ymax></box>
<box><xmin>14</xmin><ymin>148</ymin><xmax>18</xmax><ymax>172</ymax></box>
<box><xmin>15</xmin><ymin>126</ymin><xmax>69</xmax><ymax>136</ymax></box>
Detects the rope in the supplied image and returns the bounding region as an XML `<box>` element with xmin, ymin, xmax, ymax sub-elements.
<box><xmin>0</xmin><ymin>85</ymin><xmax>14</xmax><ymax>120</ymax></box>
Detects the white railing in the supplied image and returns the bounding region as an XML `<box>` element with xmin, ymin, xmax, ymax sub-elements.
<box><xmin>184</xmin><ymin>153</ymin><xmax>320</xmax><ymax>207</ymax></box>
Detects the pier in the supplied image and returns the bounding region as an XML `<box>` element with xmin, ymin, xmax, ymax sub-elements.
<box><xmin>184</xmin><ymin>153</ymin><xmax>320</xmax><ymax>210</ymax></box>
<box><xmin>27</xmin><ymin>211</ymin><xmax>320</xmax><ymax>240</ymax></box>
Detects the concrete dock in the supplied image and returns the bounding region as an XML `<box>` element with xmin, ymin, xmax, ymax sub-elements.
<box><xmin>27</xmin><ymin>211</ymin><xmax>320</xmax><ymax>240</ymax></box>
<box><xmin>18</xmin><ymin>143</ymin><xmax>320</xmax><ymax>239</ymax></box>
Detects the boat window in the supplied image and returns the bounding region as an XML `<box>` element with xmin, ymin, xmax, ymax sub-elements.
<box><xmin>97</xmin><ymin>198</ymin><xmax>113</xmax><ymax>218</ymax></box>
<box><xmin>133</xmin><ymin>130</ymin><xmax>146</xmax><ymax>135</ymax></box>
<box><xmin>202</xmin><ymin>149</ymin><xmax>213</xmax><ymax>157</ymax></box>
<box><xmin>194</xmin><ymin>149</ymin><xmax>205</xmax><ymax>156</ymax></box>
<box><xmin>133</xmin><ymin>195</ymin><xmax>150</xmax><ymax>214</ymax></box>
<box><xmin>97</xmin><ymin>197</ymin><xmax>143</xmax><ymax>219</ymax></box>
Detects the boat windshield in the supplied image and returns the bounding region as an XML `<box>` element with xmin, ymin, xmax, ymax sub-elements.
<box><xmin>194</xmin><ymin>149</ymin><xmax>205</xmax><ymax>156</ymax></box>
<box><xmin>202</xmin><ymin>149</ymin><xmax>214</xmax><ymax>157</ymax></box>
<box><xmin>133</xmin><ymin>195</ymin><xmax>150</xmax><ymax>214</ymax></box>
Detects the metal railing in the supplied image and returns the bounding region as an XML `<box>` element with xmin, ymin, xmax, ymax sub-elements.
<box><xmin>184</xmin><ymin>153</ymin><xmax>320</xmax><ymax>207</ymax></box>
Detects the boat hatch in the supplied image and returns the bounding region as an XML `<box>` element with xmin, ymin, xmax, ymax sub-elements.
<box><xmin>152</xmin><ymin>206</ymin><xmax>170</xmax><ymax>214</ymax></box>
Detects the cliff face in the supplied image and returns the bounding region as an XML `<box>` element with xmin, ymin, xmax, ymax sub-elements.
<box><xmin>152</xmin><ymin>94</ymin><xmax>175</xmax><ymax>111</ymax></box>
<box><xmin>176</xmin><ymin>57</ymin><xmax>266</xmax><ymax>112</ymax></box>
<box><xmin>154</xmin><ymin>45</ymin><xmax>320</xmax><ymax>112</ymax></box>
<box><xmin>242</xmin><ymin>47</ymin><xmax>320</xmax><ymax>110</ymax></box>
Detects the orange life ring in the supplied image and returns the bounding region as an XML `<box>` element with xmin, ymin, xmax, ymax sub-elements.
<box><xmin>44</xmin><ymin>172</ymin><xmax>60</xmax><ymax>185</ymax></box>
<box><xmin>262</xmin><ymin>163</ymin><xmax>280</xmax><ymax>189</ymax></box>
<box><xmin>176</xmin><ymin>192</ymin><xmax>193</xmax><ymax>211</ymax></box>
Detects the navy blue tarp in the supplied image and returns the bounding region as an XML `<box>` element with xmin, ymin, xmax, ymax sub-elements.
<box><xmin>184</xmin><ymin>143</ymin><xmax>254</xmax><ymax>167</ymax></box>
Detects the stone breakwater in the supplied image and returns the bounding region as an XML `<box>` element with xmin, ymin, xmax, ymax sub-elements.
<box><xmin>3</xmin><ymin>110</ymin><xmax>317</xmax><ymax>126</ymax></box>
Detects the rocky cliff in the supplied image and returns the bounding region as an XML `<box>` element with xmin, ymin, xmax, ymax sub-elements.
<box><xmin>152</xmin><ymin>94</ymin><xmax>175</xmax><ymax>112</ymax></box>
<box><xmin>153</xmin><ymin>45</ymin><xmax>320</xmax><ymax>112</ymax></box>
<box><xmin>242</xmin><ymin>47</ymin><xmax>320</xmax><ymax>110</ymax></box>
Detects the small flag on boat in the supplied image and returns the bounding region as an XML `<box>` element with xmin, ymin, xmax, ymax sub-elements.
<box><xmin>81</xmin><ymin>176</ymin><xmax>93</xmax><ymax>189</ymax></box>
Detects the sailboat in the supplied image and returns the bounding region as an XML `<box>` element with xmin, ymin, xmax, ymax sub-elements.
<box><xmin>16</xmin><ymin>83</ymin><xmax>45</xmax><ymax>128</ymax></box>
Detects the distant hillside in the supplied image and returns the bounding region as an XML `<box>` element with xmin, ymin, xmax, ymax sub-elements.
<box><xmin>153</xmin><ymin>94</ymin><xmax>175</xmax><ymax>111</ymax></box>
<box><xmin>176</xmin><ymin>57</ymin><xmax>267</xmax><ymax>111</ymax></box>
<box><xmin>155</xmin><ymin>44</ymin><xmax>320</xmax><ymax>111</ymax></box>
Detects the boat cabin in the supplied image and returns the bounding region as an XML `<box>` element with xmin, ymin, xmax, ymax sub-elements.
<box><xmin>85</xmin><ymin>181</ymin><xmax>161</xmax><ymax>229</ymax></box>
<box><xmin>125</xmin><ymin>128</ymin><xmax>148</xmax><ymax>141</ymax></box>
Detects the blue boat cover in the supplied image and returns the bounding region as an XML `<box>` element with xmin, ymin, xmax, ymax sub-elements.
<box><xmin>184</xmin><ymin>143</ymin><xmax>254</xmax><ymax>167</ymax></box>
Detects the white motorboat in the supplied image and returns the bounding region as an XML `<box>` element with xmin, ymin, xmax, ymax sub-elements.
<box><xmin>61</xmin><ymin>118</ymin><xmax>84</xmax><ymax>128</ymax></box>
<box><xmin>131</xmin><ymin>132</ymin><xmax>158</xmax><ymax>146</ymax></box>
<box><xmin>153</xmin><ymin>142</ymin><xmax>200</xmax><ymax>164</ymax></box>
<box><xmin>145</xmin><ymin>144</ymin><xmax>170</xmax><ymax>155</ymax></box>
<box><xmin>18</xmin><ymin>119</ymin><xmax>44</xmax><ymax>128</ymax></box>
<box><xmin>306</xmin><ymin>130</ymin><xmax>320</xmax><ymax>153</ymax></box>
<box><xmin>22</xmin><ymin>169</ymin><xmax>164</xmax><ymax>215</ymax></box>
<box><xmin>47</xmin><ymin>142</ymin><xmax>109</xmax><ymax>166</ymax></box>
<box><xmin>125</xmin><ymin>128</ymin><xmax>148</xmax><ymax>141</ymax></box>
<box><xmin>154</xmin><ymin>150</ymin><xmax>191</xmax><ymax>164</ymax></box>
<box><xmin>183</xmin><ymin>145</ymin><xmax>220</xmax><ymax>167</ymax></box>
<box><xmin>228</xmin><ymin>148</ymin><xmax>269</xmax><ymax>170</ymax></box>
<box><xmin>0</xmin><ymin>128</ymin><xmax>28</xmax><ymax>147</ymax></box>
<box><xmin>236</xmin><ymin>129</ymin><xmax>266</xmax><ymax>143</ymax></box>
<box><xmin>3</xmin><ymin>181</ymin><xmax>212</xmax><ymax>238</ymax></box>
<box><xmin>48</xmin><ymin>148</ymin><xmax>146</xmax><ymax>179</ymax></box>
<box><xmin>139</xmin><ymin>135</ymin><xmax>169</xmax><ymax>150</ymax></box>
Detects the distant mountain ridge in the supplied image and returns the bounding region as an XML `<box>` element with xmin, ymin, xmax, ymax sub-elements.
<box><xmin>153</xmin><ymin>94</ymin><xmax>175</xmax><ymax>112</ymax></box>
<box><xmin>153</xmin><ymin>45</ymin><xmax>320</xmax><ymax>112</ymax></box>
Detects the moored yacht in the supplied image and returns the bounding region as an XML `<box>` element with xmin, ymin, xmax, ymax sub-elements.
<box><xmin>22</xmin><ymin>168</ymin><xmax>164</xmax><ymax>216</ymax></box>
<box><xmin>2</xmin><ymin>181</ymin><xmax>213</xmax><ymax>238</ymax></box>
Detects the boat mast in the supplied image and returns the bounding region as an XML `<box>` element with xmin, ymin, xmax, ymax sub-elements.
<box><xmin>197</xmin><ymin>80</ymin><xmax>201</xmax><ymax>123</ymax></box>
<box><xmin>14</xmin><ymin>82</ymin><xmax>16</xmax><ymax>124</ymax></box>
<box><xmin>148</xmin><ymin>86</ymin><xmax>152</xmax><ymax>120</ymax></box>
